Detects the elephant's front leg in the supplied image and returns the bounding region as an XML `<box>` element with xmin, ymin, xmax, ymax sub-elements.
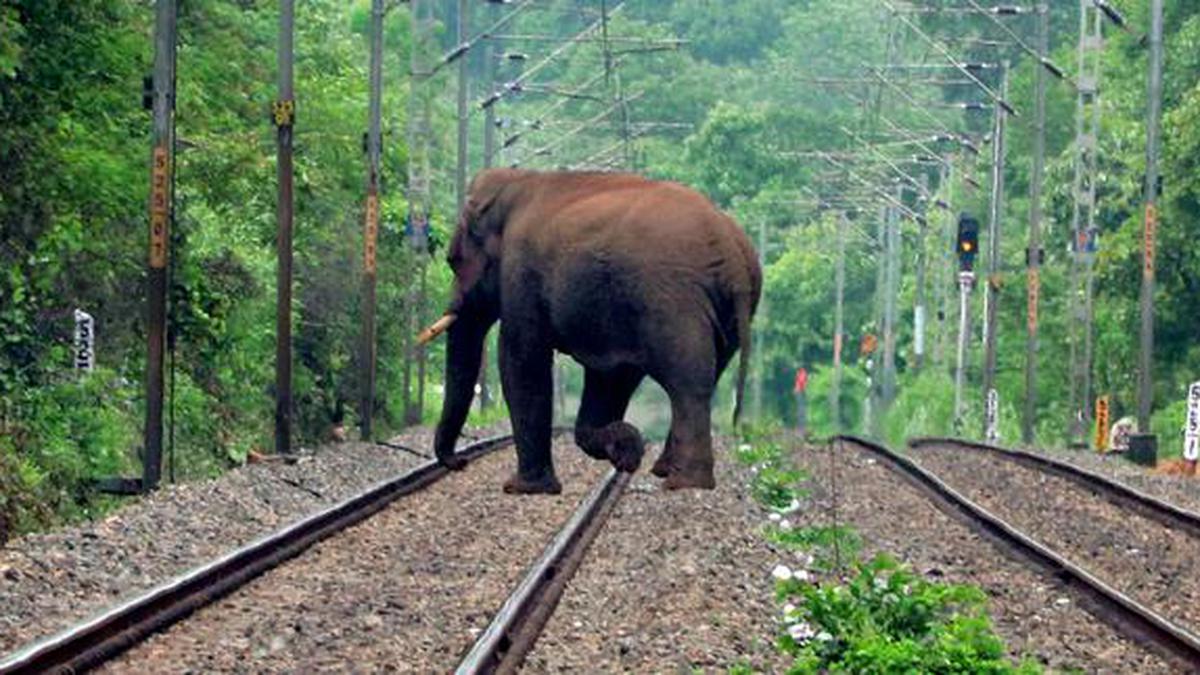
<box><xmin>499</xmin><ymin>323</ymin><xmax>561</xmax><ymax>494</ymax></box>
<box><xmin>574</xmin><ymin>366</ymin><xmax>645</xmax><ymax>473</ymax></box>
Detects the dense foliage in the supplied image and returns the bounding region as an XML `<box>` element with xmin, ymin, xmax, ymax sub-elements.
<box><xmin>2</xmin><ymin>0</ymin><xmax>1197</xmax><ymax>538</ymax></box>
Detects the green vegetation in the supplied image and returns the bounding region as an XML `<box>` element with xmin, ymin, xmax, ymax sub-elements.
<box><xmin>777</xmin><ymin>556</ymin><xmax>1039</xmax><ymax>674</ymax></box>
<box><xmin>735</xmin><ymin>431</ymin><xmax>1037</xmax><ymax>674</ymax></box>
<box><xmin>2</xmin><ymin>1</ymin><xmax>1198</xmax><ymax>538</ymax></box>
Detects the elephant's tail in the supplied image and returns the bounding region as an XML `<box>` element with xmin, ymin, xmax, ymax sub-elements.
<box><xmin>732</xmin><ymin>291</ymin><xmax>754</xmax><ymax>427</ymax></box>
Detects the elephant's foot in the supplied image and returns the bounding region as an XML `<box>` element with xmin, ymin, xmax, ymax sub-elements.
<box><xmin>577</xmin><ymin>422</ymin><xmax>645</xmax><ymax>473</ymax></box>
<box><xmin>437</xmin><ymin>452</ymin><xmax>468</xmax><ymax>471</ymax></box>
<box><xmin>503</xmin><ymin>470</ymin><xmax>563</xmax><ymax>495</ymax></box>
<box><xmin>604</xmin><ymin>421</ymin><xmax>645</xmax><ymax>473</ymax></box>
<box><xmin>662</xmin><ymin>461</ymin><xmax>716</xmax><ymax>491</ymax></box>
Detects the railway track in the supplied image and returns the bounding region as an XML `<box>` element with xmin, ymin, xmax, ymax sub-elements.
<box><xmin>839</xmin><ymin>435</ymin><xmax>1200</xmax><ymax>670</ymax></box>
<box><xmin>910</xmin><ymin>436</ymin><xmax>1200</xmax><ymax>538</ymax></box>
<box><xmin>0</xmin><ymin>432</ymin><xmax>629</xmax><ymax>674</ymax></box>
<box><xmin>0</xmin><ymin>427</ymin><xmax>638</xmax><ymax>667</ymax></box>
<box><xmin>455</xmin><ymin>468</ymin><xmax>629</xmax><ymax>674</ymax></box>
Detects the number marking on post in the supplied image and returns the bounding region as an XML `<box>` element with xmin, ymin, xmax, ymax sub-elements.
<box><xmin>1185</xmin><ymin>382</ymin><xmax>1200</xmax><ymax>462</ymax></box>
<box><xmin>364</xmin><ymin>193</ymin><xmax>379</xmax><ymax>275</ymax></box>
<box><xmin>149</xmin><ymin>146</ymin><xmax>170</xmax><ymax>268</ymax></box>
<box><xmin>1095</xmin><ymin>395</ymin><xmax>1110</xmax><ymax>452</ymax></box>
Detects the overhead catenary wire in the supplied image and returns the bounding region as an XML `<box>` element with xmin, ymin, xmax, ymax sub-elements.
<box><xmin>959</xmin><ymin>0</ymin><xmax>1073</xmax><ymax>85</ymax></box>
<box><xmin>480</xmin><ymin>2</ymin><xmax>626</xmax><ymax>110</ymax></box>
<box><xmin>878</xmin><ymin>0</ymin><xmax>1018</xmax><ymax>115</ymax></box>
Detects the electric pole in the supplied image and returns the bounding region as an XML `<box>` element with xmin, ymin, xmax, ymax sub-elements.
<box><xmin>754</xmin><ymin>218</ymin><xmax>767</xmax><ymax>421</ymax></box>
<box><xmin>1023</xmin><ymin>6</ymin><xmax>1049</xmax><ymax>444</ymax></box>
<box><xmin>935</xmin><ymin>157</ymin><xmax>954</xmax><ymax>369</ymax></box>
<box><xmin>832</xmin><ymin>211</ymin><xmax>847</xmax><ymax>431</ymax></box>
<box><xmin>144</xmin><ymin>0</ymin><xmax>177</xmax><ymax>489</ymax></box>
<box><xmin>881</xmin><ymin>188</ymin><xmax>900</xmax><ymax>413</ymax></box>
<box><xmin>456</xmin><ymin>0</ymin><xmax>469</xmax><ymax>213</ymax></box>
<box><xmin>360</xmin><ymin>0</ymin><xmax>383</xmax><ymax>440</ymax></box>
<box><xmin>1068</xmin><ymin>2</ymin><xmax>1104</xmax><ymax>446</ymax></box>
<box><xmin>913</xmin><ymin>174</ymin><xmax>929</xmax><ymax>372</ymax></box>
<box><xmin>274</xmin><ymin>0</ymin><xmax>296</xmax><ymax>454</ymax></box>
<box><xmin>869</xmin><ymin>204</ymin><xmax>887</xmax><ymax>437</ymax></box>
<box><xmin>1137</xmin><ymin>0</ymin><xmax>1165</xmax><ymax>434</ymax></box>
<box><xmin>405</xmin><ymin>0</ymin><xmax>434</xmax><ymax>426</ymax></box>
<box><xmin>981</xmin><ymin>62</ymin><xmax>1008</xmax><ymax>440</ymax></box>
<box><xmin>477</xmin><ymin>24</ymin><xmax>496</xmax><ymax>411</ymax></box>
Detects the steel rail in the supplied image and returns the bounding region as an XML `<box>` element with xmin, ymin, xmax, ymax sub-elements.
<box><xmin>837</xmin><ymin>435</ymin><xmax>1200</xmax><ymax>670</ymax></box>
<box><xmin>0</xmin><ymin>433</ymin><xmax>525</xmax><ymax>675</ymax></box>
<box><xmin>910</xmin><ymin>436</ymin><xmax>1200</xmax><ymax>540</ymax></box>
<box><xmin>456</xmin><ymin>468</ymin><xmax>630</xmax><ymax>675</ymax></box>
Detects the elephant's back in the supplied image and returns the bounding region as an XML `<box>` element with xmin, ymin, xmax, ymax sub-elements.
<box><xmin>533</xmin><ymin>181</ymin><xmax>755</xmax><ymax>362</ymax></box>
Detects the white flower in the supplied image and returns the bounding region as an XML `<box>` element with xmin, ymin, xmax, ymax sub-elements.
<box><xmin>768</xmin><ymin>512</ymin><xmax>782</xmax><ymax>523</ymax></box>
<box><xmin>794</xmin><ymin>569</ymin><xmax>812</xmax><ymax>582</ymax></box>
<box><xmin>783</xmin><ymin>602</ymin><xmax>797</xmax><ymax>617</ymax></box>
<box><xmin>739</xmin><ymin>443</ymin><xmax>752</xmax><ymax>453</ymax></box>
<box><xmin>788</xmin><ymin>622</ymin><xmax>816</xmax><ymax>642</ymax></box>
<box><xmin>816</xmin><ymin>631</ymin><xmax>833</xmax><ymax>642</ymax></box>
<box><xmin>778</xmin><ymin>518</ymin><xmax>793</xmax><ymax>531</ymax></box>
<box><xmin>873</xmin><ymin>577</ymin><xmax>888</xmax><ymax>590</ymax></box>
<box><xmin>772</xmin><ymin>564</ymin><xmax>794</xmax><ymax>581</ymax></box>
<box><xmin>781</xmin><ymin>498</ymin><xmax>801</xmax><ymax>514</ymax></box>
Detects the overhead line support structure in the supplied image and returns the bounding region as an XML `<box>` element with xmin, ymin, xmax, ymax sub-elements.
<box><xmin>360</xmin><ymin>0</ymin><xmax>384</xmax><ymax>440</ymax></box>
<box><xmin>1137</xmin><ymin>0</ymin><xmax>1164</xmax><ymax>438</ymax></box>
<box><xmin>1067</xmin><ymin>0</ymin><xmax>1104</xmax><ymax>446</ymax></box>
<box><xmin>144</xmin><ymin>0</ymin><xmax>178</xmax><ymax>488</ymax></box>
<box><xmin>981</xmin><ymin>62</ymin><xmax>1009</xmax><ymax>442</ymax></box>
<box><xmin>1023</xmin><ymin>4</ymin><xmax>1049</xmax><ymax>444</ymax></box>
<box><xmin>274</xmin><ymin>0</ymin><xmax>296</xmax><ymax>455</ymax></box>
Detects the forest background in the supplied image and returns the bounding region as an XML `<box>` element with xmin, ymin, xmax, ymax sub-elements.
<box><xmin>1</xmin><ymin>0</ymin><xmax>1196</xmax><ymax>539</ymax></box>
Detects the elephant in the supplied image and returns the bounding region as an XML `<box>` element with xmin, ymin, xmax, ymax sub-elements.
<box><xmin>425</xmin><ymin>168</ymin><xmax>761</xmax><ymax>494</ymax></box>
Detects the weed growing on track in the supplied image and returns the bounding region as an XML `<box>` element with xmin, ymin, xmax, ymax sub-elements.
<box><xmin>775</xmin><ymin>556</ymin><xmax>1040</xmax><ymax>674</ymax></box>
<box><xmin>736</xmin><ymin>429</ymin><xmax>1041</xmax><ymax>674</ymax></box>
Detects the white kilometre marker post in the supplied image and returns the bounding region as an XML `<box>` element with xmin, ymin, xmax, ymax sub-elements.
<box><xmin>1185</xmin><ymin>381</ymin><xmax>1200</xmax><ymax>476</ymax></box>
<box><xmin>74</xmin><ymin>309</ymin><xmax>95</xmax><ymax>373</ymax></box>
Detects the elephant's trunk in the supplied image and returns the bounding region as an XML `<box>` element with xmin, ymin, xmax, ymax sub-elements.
<box><xmin>432</xmin><ymin>315</ymin><xmax>489</xmax><ymax>466</ymax></box>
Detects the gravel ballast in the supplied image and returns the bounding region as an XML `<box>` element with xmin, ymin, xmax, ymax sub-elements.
<box><xmin>806</xmin><ymin>439</ymin><xmax>1171</xmax><ymax>673</ymax></box>
<box><xmin>523</xmin><ymin>437</ymin><xmax>787</xmax><ymax>673</ymax></box>
<box><xmin>911</xmin><ymin>441</ymin><xmax>1200</xmax><ymax>649</ymax></box>
<box><xmin>0</xmin><ymin>424</ymin><xmax>504</xmax><ymax>656</ymax></box>
<box><xmin>1013</xmin><ymin>444</ymin><xmax>1200</xmax><ymax>514</ymax></box>
<box><xmin>103</xmin><ymin>437</ymin><xmax>606</xmax><ymax>673</ymax></box>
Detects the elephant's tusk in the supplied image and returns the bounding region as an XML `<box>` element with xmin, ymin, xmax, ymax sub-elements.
<box><xmin>416</xmin><ymin>314</ymin><xmax>457</xmax><ymax>345</ymax></box>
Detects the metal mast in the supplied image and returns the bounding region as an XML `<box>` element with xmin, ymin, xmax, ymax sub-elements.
<box><xmin>1137</xmin><ymin>0</ymin><xmax>1165</xmax><ymax>434</ymax></box>
<box><xmin>1023</xmin><ymin>5</ymin><xmax>1049</xmax><ymax>444</ymax></box>
<box><xmin>405</xmin><ymin>0</ymin><xmax>435</xmax><ymax>425</ymax></box>
<box><xmin>1067</xmin><ymin>2</ymin><xmax>1104</xmax><ymax>446</ymax></box>
<box><xmin>144</xmin><ymin>0</ymin><xmax>178</xmax><ymax>488</ymax></box>
<box><xmin>980</xmin><ymin>62</ymin><xmax>1008</xmax><ymax>441</ymax></box>
<box><xmin>360</xmin><ymin>0</ymin><xmax>384</xmax><ymax>440</ymax></box>
<box><xmin>274</xmin><ymin>0</ymin><xmax>296</xmax><ymax>454</ymax></box>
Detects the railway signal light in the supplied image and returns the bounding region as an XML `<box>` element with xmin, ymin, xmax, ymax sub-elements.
<box><xmin>957</xmin><ymin>213</ymin><xmax>979</xmax><ymax>270</ymax></box>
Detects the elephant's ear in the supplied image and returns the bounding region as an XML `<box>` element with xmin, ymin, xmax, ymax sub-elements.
<box><xmin>462</xmin><ymin>168</ymin><xmax>521</xmax><ymax>241</ymax></box>
<box><xmin>463</xmin><ymin>192</ymin><xmax>500</xmax><ymax>241</ymax></box>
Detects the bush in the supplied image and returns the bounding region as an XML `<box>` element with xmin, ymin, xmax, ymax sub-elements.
<box><xmin>1</xmin><ymin>368</ymin><xmax>138</xmax><ymax>540</ymax></box>
<box><xmin>777</xmin><ymin>555</ymin><xmax>1040</xmax><ymax>674</ymax></box>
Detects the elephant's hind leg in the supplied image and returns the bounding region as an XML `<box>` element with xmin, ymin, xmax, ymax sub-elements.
<box><xmin>661</xmin><ymin>393</ymin><xmax>716</xmax><ymax>490</ymax></box>
<box><xmin>574</xmin><ymin>366</ymin><xmax>645</xmax><ymax>473</ymax></box>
